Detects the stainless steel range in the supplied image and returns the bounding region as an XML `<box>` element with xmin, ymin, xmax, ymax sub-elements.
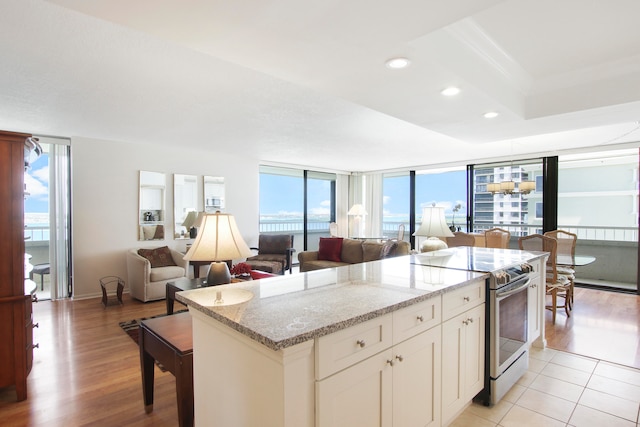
<box><xmin>412</xmin><ymin>246</ymin><xmax>539</xmax><ymax>405</ymax></box>
<box><xmin>487</xmin><ymin>264</ymin><xmax>531</xmax><ymax>404</ymax></box>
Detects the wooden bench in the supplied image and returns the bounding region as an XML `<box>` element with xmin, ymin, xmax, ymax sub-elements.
<box><xmin>140</xmin><ymin>312</ymin><xmax>193</xmax><ymax>427</ymax></box>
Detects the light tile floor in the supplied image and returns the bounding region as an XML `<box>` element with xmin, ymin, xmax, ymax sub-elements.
<box><xmin>450</xmin><ymin>347</ymin><xmax>640</xmax><ymax>426</ymax></box>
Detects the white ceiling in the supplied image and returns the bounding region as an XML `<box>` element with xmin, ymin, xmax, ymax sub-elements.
<box><xmin>1</xmin><ymin>0</ymin><xmax>640</xmax><ymax>172</ymax></box>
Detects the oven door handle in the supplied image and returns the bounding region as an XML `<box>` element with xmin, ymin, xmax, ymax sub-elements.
<box><xmin>495</xmin><ymin>277</ymin><xmax>531</xmax><ymax>301</ymax></box>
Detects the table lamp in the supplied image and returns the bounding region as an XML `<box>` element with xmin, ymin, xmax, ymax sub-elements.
<box><xmin>183</xmin><ymin>212</ymin><xmax>252</xmax><ymax>285</ymax></box>
<box><xmin>348</xmin><ymin>203</ymin><xmax>367</xmax><ymax>238</ymax></box>
<box><xmin>413</xmin><ymin>206</ymin><xmax>455</xmax><ymax>252</ymax></box>
<box><xmin>181</xmin><ymin>210</ymin><xmax>198</xmax><ymax>238</ymax></box>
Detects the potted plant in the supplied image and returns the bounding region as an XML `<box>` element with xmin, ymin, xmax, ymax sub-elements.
<box><xmin>450</xmin><ymin>203</ymin><xmax>462</xmax><ymax>232</ymax></box>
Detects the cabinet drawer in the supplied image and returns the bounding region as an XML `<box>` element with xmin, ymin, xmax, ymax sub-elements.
<box><xmin>442</xmin><ymin>280</ymin><xmax>485</xmax><ymax>321</ymax></box>
<box><xmin>392</xmin><ymin>296</ymin><xmax>441</xmax><ymax>345</ymax></box>
<box><xmin>316</xmin><ymin>313</ymin><xmax>392</xmax><ymax>380</ymax></box>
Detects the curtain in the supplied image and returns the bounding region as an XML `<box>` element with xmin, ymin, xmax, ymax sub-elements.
<box><xmin>46</xmin><ymin>138</ymin><xmax>72</xmax><ymax>299</ymax></box>
<box><xmin>335</xmin><ymin>173</ymin><xmax>350</xmax><ymax>238</ymax></box>
<box><xmin>365</xmin><ymin>173</ymin><xmax>383</xmax><ymax>238</ymax></box>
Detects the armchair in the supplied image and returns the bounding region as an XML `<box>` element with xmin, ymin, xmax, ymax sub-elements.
<box><xmin>246</xmin><ymin>234</ymin><xmax>295</xmax><ymax>274</ymax></box>
<box><xmin>126</xmin><ymin>246</ymin><xmax>187</xmax><ymax>302</ymax></box>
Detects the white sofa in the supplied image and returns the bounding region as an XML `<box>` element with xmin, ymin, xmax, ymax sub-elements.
<box><xmin>126</xmin><ymin>247</ymin><xmax>187</xmax><ymax>302</ymax></box>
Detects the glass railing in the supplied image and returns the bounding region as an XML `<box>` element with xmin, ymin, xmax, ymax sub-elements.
<box><xmin>24</xmin><ymin>225</ymin><xmax>50</xmax><ymax>241</ymax></box>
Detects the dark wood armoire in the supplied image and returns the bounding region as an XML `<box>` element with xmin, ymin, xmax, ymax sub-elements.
<box><xmin>0</xmin><ymin>130</ymin><xmax>36</xmax><ymax>401</ymax></box>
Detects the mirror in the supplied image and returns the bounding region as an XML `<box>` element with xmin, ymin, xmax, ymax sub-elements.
<box><xmin>174</xmin><ymin>174</ymin><xmax>198</xmax><ymax>239</ymax></box>
<box><xmin>139</xmin><ymin>171</ymin><xmax>166</xmax><ymax>241</ymax></box>
<box><xmin>204</xmin><ymin>176</ymin><xmax>225</xmax><ymax>213</ymax></box>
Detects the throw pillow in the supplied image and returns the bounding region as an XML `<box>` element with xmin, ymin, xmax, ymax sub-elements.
<box><xmin>380</xmin><ymin>240</ymin><xmax>398</xmax><ymax>259</ymax></box>
<box><xmin>318</xmin><ymin>237</ymin><xmax>343</xmax><ymax>262</ymax></box>
<box><xmin>138</xmin><ymin>246</ymin><xmax>177</xmax><ymax>268</ymax></box>
<box><xmin>362</xmin><ymin>241</ymin><xmax>383</xmax><ymax>262</ymax></box>
<box><xmin>341</xmin><ymin>239</ymin><xmax>364</xmax><ymax>263</ymax></box>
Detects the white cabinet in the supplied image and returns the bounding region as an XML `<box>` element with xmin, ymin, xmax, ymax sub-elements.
<box><xmin>316</xmin><ymin>325</ymin><xmax>441</xmax><ymax>427</ymax></box>
<box><xmin>441</xmin><ymin>287</ymin><xmax>485</xmax><ymax>425</ymax></box>
<box><xmin>317</xmin><ymin>348</ymin><xmax>393</xmax><ymax>427</ymax></box>
<box><xmin>316</xmin><ymin>298</ymin><xmax>442</xmax><ymax>427</ymax></box>
<box><xmin>392</xmin><ymin>326</ymin><xmax>441</xmax><ymax>427</ymax></box>
<box><xmin>527</xmin><ymin>259</ymin><xmax>542</xmax><ymax>345</ymax></box>
<box><xmin>527</xmin><ymin>257</ymin><xmax>546</xmax><ymax>348</ymax></box>
<box><xmin>189</xmin><ymin>278</ymin><xmax>487</xmax><ymax>427</ymax></box>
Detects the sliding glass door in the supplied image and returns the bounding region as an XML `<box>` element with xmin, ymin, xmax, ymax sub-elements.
<box><xmin>259</xmin><ymin>166</ymin><xmax>336</xmax><ymax>261</ymax></box>
<box><xmin>557</xmin><ymin>149</ymin><xmax>638</xmax><ymax>292</ymax></box>
<box><xmin>24</xmin><ymin>136</ymin><xmax>72</xmax><ymax>300</ymax></box>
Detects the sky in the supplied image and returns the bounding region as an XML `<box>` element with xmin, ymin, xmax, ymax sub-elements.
<box><xmin>259</xmin><ymin>174</ymin><xmax>331</xmax><ymax>217</ymax></box>
<box><xmin>259</xmin><ymin>170</ymin><xmax>467</xmax><ymax>219</ymax></box>
<box><xmin>24</xmin><ymin>153</ymin><xmax>49</xmax><ymax>216</ymax></box>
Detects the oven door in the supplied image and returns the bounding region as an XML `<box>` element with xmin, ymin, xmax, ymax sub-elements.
<box><xmin>490</xmin><ymin>275</ymin><xmax>530</xmax><ymax>377</ymax></box>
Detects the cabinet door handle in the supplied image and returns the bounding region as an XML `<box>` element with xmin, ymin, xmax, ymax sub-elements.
<box><xmin>32</xmin><ymin>343</ymin><xmax>39</xmax><ymax>350</ymax></box>
<box><xmin>462</xmin><ymin>319</ymin><xmax>469</xmax><ymax>325</ymax></box>
<box><xmin>33</xmin><ymin>323</ymin><xmax>39</xmax><ymax>329</ymax></box>
<box><xmin>463</xmin><ymin>296</ymin><xmax>470</xmax><ymax>302</ymax></box>
<box><xmin>356</xmin><ymin>340</ymin><xmax>366</xmax><ymax>348</ymax></box>
<box><xmin>467</xmin><ymin>317</ymin><xmax>474</xmax><ymax>323</ymax></box>
<box><xmin>416</xmin><ymin>315</ymin><xmax>424</xmax><ymax>322</ymax></box>
<box><xmin>395</xmin><ymin>355</ymin><xmax>404</xmax><ymax>362</ymax></box>
<box><xmin>386</xmin><ymin>359</ymin><xmax>394</xmax><ymax>367</ymax></box>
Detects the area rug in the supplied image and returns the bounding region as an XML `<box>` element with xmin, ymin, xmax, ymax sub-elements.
<box><xmin>119</xmin><ymin>310</ymin><xmax>187</xmax><ymax>371</ymax></box>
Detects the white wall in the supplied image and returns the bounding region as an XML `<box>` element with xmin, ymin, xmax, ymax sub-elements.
<box><xmin>72</xmin><ymin>137</ymin><xmax>259</xmax><ymax>300</ymax></box>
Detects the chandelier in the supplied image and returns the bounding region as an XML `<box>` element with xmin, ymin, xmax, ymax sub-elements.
<box><xmin>487</xmin><ymin>180</ymin><xmax>535</xmax><ymax>195</ymax></box>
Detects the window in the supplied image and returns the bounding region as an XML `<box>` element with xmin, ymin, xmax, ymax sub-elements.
<box><xmin>471</xmin><ymin>159</ymin><xmax>543</xmax><ymax>235</ymax></box>
<box><xmin>382</xmin><ymin>173</ymin><xmax>410</xmax><ymax>240</ymax></box>
<box><xmin>535</xmin><ymin>202</ymin><xmax>543</xmax><ymax>219</ymax></box>
<box><xmin>259</xmin><ymin>166</ymin><xmax>336</xmax><ymax>256</ymax></box>
<box><xmin>415</xmin><ymin>168</ymin><xmax>467</xmax><ymax>233</ymax></box>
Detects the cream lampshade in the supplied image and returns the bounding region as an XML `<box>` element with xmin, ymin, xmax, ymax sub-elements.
<box><xmin>413</xmin><ymin>206</ymin><xmax>455</xmax><ymax>252</ymax></box>
<box><xmin>183</xmin><ymin>212</ymin><xmax>252</xmax><ymax>285</ymax></box>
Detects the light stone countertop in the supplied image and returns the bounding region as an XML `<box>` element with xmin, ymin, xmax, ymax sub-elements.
<box><xmin>176</xmin><ymin>255</ymin><xmax>489</xmax><ymax>351</ymax></box>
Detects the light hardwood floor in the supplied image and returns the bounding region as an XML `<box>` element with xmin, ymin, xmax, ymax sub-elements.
<box><xmin>0</xmin><ymin>295</ymin><xmax>179</xmax><ymax>426</ymax></box>
<box><xmin>544</xmin><ymin>286</ymin><xmax>640</xmax><ymax>369</ymax></box>
<box><xmin>0</xmin><ymin>287</ymin><xmax>638</xmax><ymax>426</ymax></box>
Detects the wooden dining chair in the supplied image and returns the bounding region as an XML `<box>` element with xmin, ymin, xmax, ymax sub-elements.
<box><xmin>446</xmin><ymin>231</ymin><xmax>475</xmax><ymax>247</ymax></box>
<box><xmin>484</xmin><ymin>227</ymin><xmax>511</xmax><ymax>249</ymax></box>
<box><xmin>519</xmin><ymin>234</ymin><xmax>571</xmax><ymax>324</ymax></box>
<box><xmin>544</xmin><ymin>230</ymin><xmax>577</xmax><ymax>308</ymax></box>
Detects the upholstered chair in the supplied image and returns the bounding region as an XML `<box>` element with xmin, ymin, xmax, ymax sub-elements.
<box><xmin>246</xmin><ymin>234</ymin><xmax>295</xmax><ymax>274</ymax></box>
<box><xmin>126</xmin><ymin>246</ymin><xmax>187</xmax><ymax>302</ymax></box>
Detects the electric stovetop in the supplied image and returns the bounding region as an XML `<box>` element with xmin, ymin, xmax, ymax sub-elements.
<box><xmin>411</xmin><ymin>246</ymin><xmax>541</xmax><ymax>274</ymax></box>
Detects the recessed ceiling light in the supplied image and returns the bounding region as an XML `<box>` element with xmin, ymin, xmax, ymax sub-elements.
<box><xmin>385</xmin><ymin>57</ymin><xmax>411</xmax><ymax>69</ymax></box>
<box><xmin>441</xmin><ymin>87</ymin><xmax>460</xmax><ymax>96</ymax></box>
<box><xmin>483</xmin><ymin>111</ymin><xmax>499</xmax><ymax>119</ymax></box>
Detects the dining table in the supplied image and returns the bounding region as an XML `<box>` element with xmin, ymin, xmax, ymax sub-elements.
<box><xmin>557</xmin><ymin>254</ymin><xmax>596</xmax><ymax>266</ymax></box>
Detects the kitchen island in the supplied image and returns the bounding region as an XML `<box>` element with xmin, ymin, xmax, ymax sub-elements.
<box><xmin>176</xmin><ymin>250</ymin><xmax>545</xmax><ymax>426</ymax></box>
